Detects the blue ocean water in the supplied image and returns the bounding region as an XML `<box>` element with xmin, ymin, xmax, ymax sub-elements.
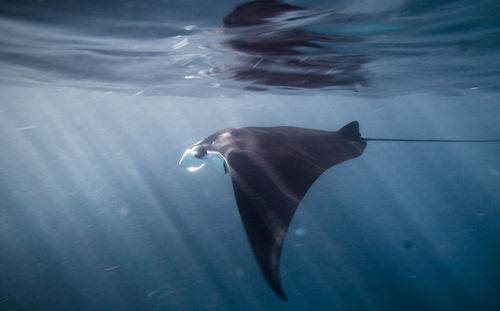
<box><xmin>0</xmin><ymin>1</ymin><xmax>500</xmax><ymax>310</ymax></box>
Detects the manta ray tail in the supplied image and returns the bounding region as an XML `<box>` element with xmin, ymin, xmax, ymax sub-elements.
<box><xmin>363</xmin><ymin>137</ymin><xmax>500</xmax><ymax>143</ymax></box>
<box><xmin>345</xmin><ymin>121</ymin><xmax>500</xmax><ymax>143</ymax></box>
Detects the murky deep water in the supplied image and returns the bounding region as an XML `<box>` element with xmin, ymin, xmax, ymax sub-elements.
<box><xmin>1</xmin><ymin>1</ymin><xmax>500</xmax><ymax>310</ymax></box>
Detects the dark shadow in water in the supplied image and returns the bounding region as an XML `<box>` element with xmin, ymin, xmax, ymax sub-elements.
<box><xmin>220</xmin><ymin>0</ymin><xmax>370</xmax><ymax>90</ymax></box>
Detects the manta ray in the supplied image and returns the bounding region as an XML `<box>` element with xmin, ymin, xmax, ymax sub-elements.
<box><xmin>179</xmin><ymin>121</ymin><xmax>499</xmax><ymax>300</ymax></box>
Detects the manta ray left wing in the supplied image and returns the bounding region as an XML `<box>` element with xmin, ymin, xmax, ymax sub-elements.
<box><xmin>219</xmin><ymin>122</ymin><xmax>366</xmax><ymax>299</ymax></box>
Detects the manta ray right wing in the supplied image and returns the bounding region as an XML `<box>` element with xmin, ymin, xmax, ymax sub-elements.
<box><xmin>221</xmin><ymin>122</ymin><xmax>366</xmax><ymax>299</ymax></box>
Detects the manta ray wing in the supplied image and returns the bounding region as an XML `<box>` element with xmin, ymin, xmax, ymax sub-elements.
<box><xmin>222</xmin><ymin>122</ymin><xmax>366</xmax><ymax>299</ymax></box>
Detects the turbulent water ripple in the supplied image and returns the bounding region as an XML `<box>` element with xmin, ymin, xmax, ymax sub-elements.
<box><xmin>0</xmin><ymin>0</ymin><xmax>499</xmax><ymax>96</ymax></box>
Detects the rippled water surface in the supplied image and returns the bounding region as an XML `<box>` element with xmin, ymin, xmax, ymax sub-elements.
<box><xmin>2</xmin><ymin>0</ymin><xmax>500</xmax><ymax>95</ymax></box>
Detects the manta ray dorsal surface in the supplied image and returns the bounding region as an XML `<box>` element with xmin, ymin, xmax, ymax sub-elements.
<box><xmin>180</xmin><ymin>121</ymin><xmax>366</xmax><ymax>300</ymax></box>
<box><xmin>180</xmin><ymin>121</ymin><xmax>500</xmax><ymax>299</ymax></box>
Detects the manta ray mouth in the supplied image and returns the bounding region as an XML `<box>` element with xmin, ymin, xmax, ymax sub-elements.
<box><xmin>179</xmin><ymin>148</ymin><xmax>207</xmax><ymax>172</ymax></box>
<box><xmin>179</xmin><ymin>148</ymin><xmax>229</xmax><ymax>174</ymax></box>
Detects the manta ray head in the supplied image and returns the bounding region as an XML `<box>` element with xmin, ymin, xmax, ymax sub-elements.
<box><xmin>179</xmin><ymin>134</ymin><xmax>230</xmax><ymax>174</ymax></box>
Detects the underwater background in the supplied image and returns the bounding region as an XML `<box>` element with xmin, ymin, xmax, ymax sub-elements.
<box><xmin>1</xmin><ymin>0</ymin><xmax>500</xmax><ymax>310</ymax></box>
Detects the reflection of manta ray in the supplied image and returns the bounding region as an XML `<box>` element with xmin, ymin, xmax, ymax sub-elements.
<box><xmin>221</xmin><ymin>0</ymin><xmax>370</xmax><ymax>90</ymax></box>
<box><xmin>180</xmin><ymin>121</ymin><xmax>500</xmax><ymax>300</ymax></box>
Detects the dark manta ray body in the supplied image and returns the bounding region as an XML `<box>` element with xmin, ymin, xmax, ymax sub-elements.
<box><xmin>180</xmin><ymin>121</ymin><xmax>366</xmax><ymax>299</ymax></box>
<box><xmin>179</xmin><ymin>121</ymin><xmax>500</xmax><ymax>299</ymax></box>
